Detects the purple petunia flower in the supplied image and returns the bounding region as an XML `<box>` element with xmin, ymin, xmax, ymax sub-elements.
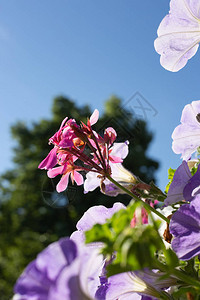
<box><xmin>96</xmin><ymin>269</ymin><xmax>177</xmax><ymax>299</ymax></box>
<box><xmin>170</xmin><ymin>194</ymin><xmax>200</xmax><ymax>260</ymax></box>
<box><xmin>172</xmin><ymin>100</ymin><xmax>200</xmax><ymax>160</ymax></box>
<box><xmin>164</xmin><ymin>161</ymin><xmax>191</xmax><ymax>206</ymax></box>
<box><xmin>13</xmin><ymin>238</ymin><xmax>104</xmax><ymax>300</ymax></box>
<box><xmin>70</xmin><ymin>205</ymin><xmax>176</xmax><ymax>299</ymax></box>
<box><xmin>154</xmin><ymin>0</ymin><xmax>200</xmax><ymax>72</ymax></box>
<box><xmin>13</xmin><ymin>203</ymin><xmax>126</xmax><ymax>300</ymax></box>
<box><xmin>164</xmin><ymin>160</ymin><xmax>200</xmax><ymax>205</ymax></box>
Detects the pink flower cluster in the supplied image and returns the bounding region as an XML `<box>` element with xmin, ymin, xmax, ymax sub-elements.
<box><xmin>39</xmin><ymin>109</ymin><xmax>125</xmax><ymax>193</ymax></box>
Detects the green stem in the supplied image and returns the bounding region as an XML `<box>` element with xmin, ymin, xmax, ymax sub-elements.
<box><xmin>172</xmin><ymin>269</ymin><xmax>200</xmax><ymax>291</ymax></box>
<box><xmin>155</xmin><ymin>260</ymin><xmax>200</xmax><ymax>290</ymax></box>
<box><xmin>106</xmin><ymin>174</ymin><xmax>170</xmax><ymax>224</ymax></box>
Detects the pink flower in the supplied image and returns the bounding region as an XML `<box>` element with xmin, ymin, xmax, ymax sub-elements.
<box><xmin>39</xmin><ymin>109</ymin><xmax>130</xmax><ymax>194</ymax></box>
<box><xmin>131</xmin><ymin>200</ymin><xmax>159</xmax><ymax>227</ymax></box>
<box><xmin>131</xmin><ymin>207</ymin><xmax>149</xmax><ymax>227</ymax></box>
<box><xmin>47</xmin><ymin>157</ymin><xmax>83</xmax><ymax>193</ymax></box>
<box><xmin>38</xmin><ymin>117</ymin><xmax>75</xmax><ymax>170</ymax></box>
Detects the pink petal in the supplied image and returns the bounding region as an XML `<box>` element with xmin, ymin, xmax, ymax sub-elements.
<box><xmin>47</xmin><ymin>165</ymin><xmax>65</xmax><ymax>178</ymax></box>
<box><xmin>89</xmin><ymin>109</ymin><xmax>99</xmax><ymax>126</ymax></box>
<box><xmin>38</xmin><ymin>147</ymin><xmax>57</xmax><ymax>170</ymax></box>
<box><xmin>110</xmin><ymin>141</ymin><xmax>129</xmax><ymax>160</ymax></box>
<box><xmin>73</xmin><ymin>171</ymin><xmax>84</xmax><ymax>185</ymax></box>
<box><xmin>59</xmin><ymin>116</ymin><xmax>68</xmax><ymax>130</ymax></box>
<box><xmin>109</xmin><ymin>155</ymin><xmax>123</xmax><ymax>163</ymax></box>
<box><xmin>56</xmin><ymin>173</ymin><xmax>69</xmax><ymax>193</ymax></box>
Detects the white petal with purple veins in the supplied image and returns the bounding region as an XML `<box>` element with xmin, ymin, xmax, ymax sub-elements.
<box><xmin>154</xmin><ymin>0</ymin><xmax>200</xmax><ymax>71</ymax></box>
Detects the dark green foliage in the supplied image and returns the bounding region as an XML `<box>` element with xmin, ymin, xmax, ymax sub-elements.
<box><xmin>0</xmin><ymin>95</ymin><xmax>159</xmax><ymax>299</ymax></box>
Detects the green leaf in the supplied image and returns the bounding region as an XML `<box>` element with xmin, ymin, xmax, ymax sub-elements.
<box><xmin>165</xmin><ymin>168</ymin><xmax>176</xmax><ymax>193</ymax></box>
<box><xmin>106</xmin><ymin>224</ymin><xmax>163</xmax><ymax>276</ymax></box>
<box><xmin>86</xmin><ymin>200</ymin><xmax>166</xmax><ymax>276</ymax></box>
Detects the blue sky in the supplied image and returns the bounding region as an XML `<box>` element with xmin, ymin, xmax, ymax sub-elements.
<box><xmin>1</xmin><ymin>0</ymin><xmax>200</xmax><ymax>190</ymax></box>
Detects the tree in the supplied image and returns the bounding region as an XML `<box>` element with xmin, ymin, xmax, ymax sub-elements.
<box><xmin>0</xmin><ymin>95</ymin><xmax>159</xmax><ymax>299</ymax></box>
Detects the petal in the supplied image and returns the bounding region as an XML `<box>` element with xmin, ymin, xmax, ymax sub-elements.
<box><xmin>84</xmin><ymin>171</ymin><xmax>100</xmax><ymax>193</ymax></box>
<box><xmin>70</xmin><ymin>230</ymin><xmax>85</xmax><ymax>244</ymax></box>
<box><xmin>14</xmin><ymin>261</ymin><xmax>50</xmax><ymax>300</ymax></box>
<box><xmin>59</xmin><ymin>116</ymin><xmax>68</xmax><ymax>130</ymax></box>
<box><xmin>192</xmin><ymin>185</ymin><xmax>200</xmax><ymax>196</ymax></box>
<box><xmin>170</xmin><ymin>0</ymin><xmax>200</xmax><ymax>20</ymax></box>
<box><xmin>172</xmin><ymin>235</ymin><xmax>200</xmax><ymax>260</ymax></box>
<box><xmin>48</xmin><ymin>259</ymin><xmax>84</xmax><ymax>300</ymax></box>
<box><xmin>103</xmin><ymin>183</ymin><xmax>125</xmax><ymax>197</ymax></box>
<box><xmin>70</xmin><ymin>203</ymin><xmax>125</xmax><ymax>248</ymax></box>
<box><xmin>172</xmin><ymin>101</ymin><xmax>200</xmax><ymax>159</ymax></box>
<box><xmin>36</xmin><ymin>238</ymin><xmax>77</xmax><ymax>280</ymax></box>
<box><xmin>110</xmin><ymin>163</ymin><xmax>136</xmax><ymax>183</ymax></box>
<box><xmin>109</xmin><ymin>154</ymin><xmax>123</xmax><ymax>163</ymax></box>
<box><xmin>154</xmin><ymin>0</ymin><xmax>200</xmax><ymax>71</ymax></box>
<box><xmin>12</xmin><ymin>295</ymin><xmax>22</xmax><ymax>300</ymax></box>
<box><xmin>180</xmin><ymin>101</ymin><xmax>200</xmax><ymax>126</ymax></box>
<box><xmin>56</xmin><ymin>173</ymin><xmax>69</xmax><ymax>192</ymax></box>
<box><xmin>14</xmin><ymin>238</ymin><xmax>77</xmax><ymax>299</ymax></box>
<box><xmin>75</xmin><ymin>202</ymin><xmax>126</xmax><ymax>232</ymax></box>
<box><xmin>58</xmin><ymin>137</ymin><xmax>74</xmax><ymax>148</ymax></box>
<box><xmin>110</xmin><ymin>141</ymin><xmax>129</xmax><ymax>160</ymax></box>
<box><xmin>164</xmin><ymin>161</ymin><xmax>191</xmax><ymax>205</ymax></box>
<box><xmin>170</xmin><ymin>196</ymin><xmax>200</xmax><ymax>259</ymax></box>
<box><xmin>183</xmin><ymin>164</ymin><xmax>200</xmax><ymax>200</ymax></box>
<box><xmin>38</xmin><ymin>148</ymin><xmax>57</xmax><ymax>170</ymax></box>
<box><xmin>47</xmin><ymin>165</ymin><xmax>65</xmax><ymax>178</ymax></box>
<box><xmin>79</xmin><ymin>249</ymin><xmax>104</xmax><ymax>299</ymax></box>
<box><xmin>49</xmin><ymin>248</ymin><xmax>103</xmax><ymax>300</ymax></box>
<box><xmin>172</xmin><ymin>125</ymin><xmax>200</xmax><ymax>160</ymax></box>
<box><xmin>154</xmin><ymin>32</ymin><xmax>200</xmax><ymax>72</ymax></box>
<box><xmin>104</xmin><ymin>272</ymin><xmax>156</xmax><ymax>299</ymax></box>
<box><xmin>90</xmin><ymin>109</ymin><xmax>99</xmax><ymax>126</ymax></box>
<box><xmin>73</xmin><ymin>171</ymin><xmax>84</xmax><ymax>186</ymax></box>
